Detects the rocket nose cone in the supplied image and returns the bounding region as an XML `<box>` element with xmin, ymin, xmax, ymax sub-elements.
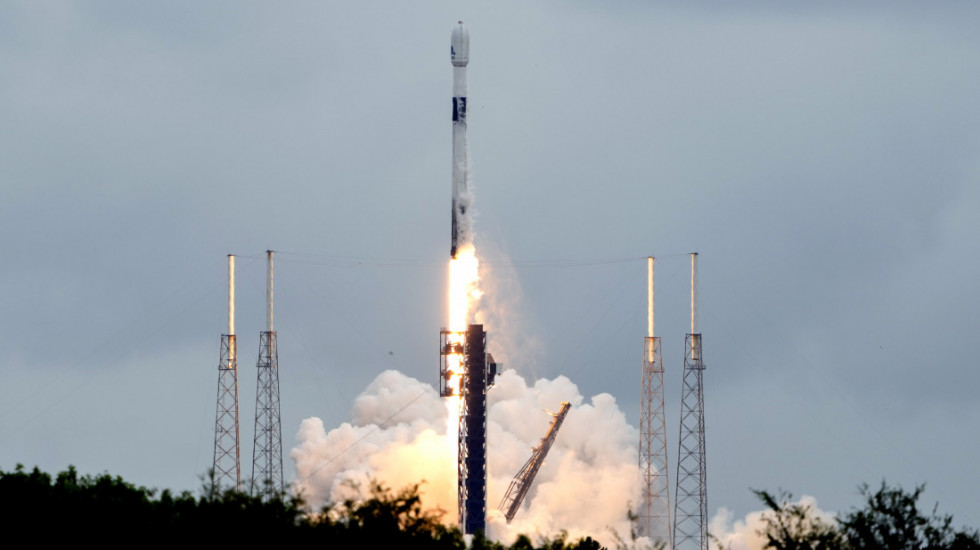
<box><xmin>451</xmin><ymin>21</ymin><xmax>469</xmax><ymax>67</ymax></box>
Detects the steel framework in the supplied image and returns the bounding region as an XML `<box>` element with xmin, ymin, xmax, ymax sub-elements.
<box><xmin>499</xmin><ymin>402</ymin><xmax>571</xmax><ymax>523</ymax></box>
<box><xmin>439</xmin><ymin>324</ymin><xmax>497</xmax><ymax>534</ymax></box>
<box><xmin>673</xmin><ymin>334</ymin><xmax>706</xmax><ymax>550</ymax></box>
<box><xmin>213</xmin><ymin>255</ymin><xmax>241</xmax><ymax>492</ymax></box>
<box><xmin>213</xmin><ymin>335</ymin><xmax>241</xmax><ymax>491</ymax></box>
<box><xmin>673</xmin><ymin>253</ymin><xmax>707</xmax><ymax>550</ymax></box>
<box><xmin>640</xmin><ymin>257</ymin><xmax>671</xmax><ymax>544</ymax></box>
<box><xmin>251</xmin><ymin>330</ymin><xmax>282</xmax><ymax>497</ymax></box>
<box><xmin>641</xmin><ymin>336</ymin><xmax>671</xmax><ymax>543</ymax></box>
<box><xmin>251</xmin><ymin>251</ymin><xmax>283</xmax><ymax>498</ymax></box>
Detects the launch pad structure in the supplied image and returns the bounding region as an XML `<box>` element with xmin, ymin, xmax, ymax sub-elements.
<box><xmin>440</xmin><ymin>324</ymin><xmax>497</xmax><ymax>534</ymax></box>
<box><xmin>498</xmin><ymin>401</ymin><xmax>572</xmax><ymax>523</ymax></box>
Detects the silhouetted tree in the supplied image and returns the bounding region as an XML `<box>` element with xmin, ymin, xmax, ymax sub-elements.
<box><xmin>0</xmin><ymin>464</ymin><xmax>609</xmax><ymax>547</ymax></box>
<box><xmin>0</xmin><ymin>464</ymin><xmax>304</xmax><ymax>537</ymax></box>
<box><xmin>753</xmin><ymin>482</ymin><xmax>980</xmax><ymax>550</ymax></box>
<box><xmin>307</xmin><ymin>480</ymin><xmax>464</xmax><ymax>548</ymax></box>
<box><xmin>752</xmin><ymin>489</ymin><xmax>844</xmax><ymax>550</ymax></box>
<box><xmin>839</xmin><ymin>482</ymin><xmax>980</xmax><ymax>550</ymax></box>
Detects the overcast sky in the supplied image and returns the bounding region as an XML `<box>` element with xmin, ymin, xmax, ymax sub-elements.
<box><xmin>1</xmin><ymin>1</ymin><xmax>978</xmax><ymax>531</ymax></box>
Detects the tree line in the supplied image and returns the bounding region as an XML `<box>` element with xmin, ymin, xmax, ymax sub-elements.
<box><xmin>2</xmin><ymin>463</ymin><xmax>977</xmax><ymax>549</ymax></box>
<box><xmin>0</xmin><ymin>464</ymin><xmax>601</xmax><ymax>547</ymax></box>
<box><xmin>750</xmin><ymin>482</ymin><xmax>980</xmax><ymax>550</ymax></box>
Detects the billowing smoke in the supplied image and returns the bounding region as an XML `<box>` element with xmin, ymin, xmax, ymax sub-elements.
<box><xmin>291</xmin><ymin>368</ymin><xmax>648</xmax><ymax>547</ymax></box>
<box><xmin>291</xmin><ymin>370</ymin><xmax>455</xmax><ymax>511</ymax></box>
<box><xmin>709</xmin><ymin>496</ymin><xmax>836</xmax><ymax>550</ymax></box>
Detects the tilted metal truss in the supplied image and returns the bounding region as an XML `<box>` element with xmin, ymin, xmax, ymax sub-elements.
<box><xmin>499</xmin><ymin>401</ymin><xmax>572</xmax><ymax>523</ymax></box>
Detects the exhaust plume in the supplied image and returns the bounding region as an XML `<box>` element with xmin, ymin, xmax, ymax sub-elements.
<box><xmin>291</xmin><ymin>368</ymin><xmax>649</xmax><ymax>548</ymax></box>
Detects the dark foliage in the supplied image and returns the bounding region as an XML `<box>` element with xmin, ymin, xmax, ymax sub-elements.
<box><xmin>0</xmin><ymin>464</ymin><xmax>606</xmax><ymax>548</ymax></box>
<box><xmin>752</xmin><ymin>489</ymin><xmax>845</xmax><ymax>550</ymax></box>
<box><xmin>307</xmin><ymin>480</ymin><xmax>609</xmax><ymax>549</ymax></box>
<box><xmin>0</xmin><ymin>464</ymin><xmax>302</xmax><ymax>540</ymax></box>
<box><xmin>753</xmin><ymin>482</ymin><xmax>980</xmax><ymax>550</ymax></box>
<box><xmin>306</xmin><ymin>480</ymin><xmax>463</xmax><ymax>549</ymax></box>
<box><xmin>839</xmin><ymin>482</ymin><xmax>980</xmax><ymax>550</ymax></box>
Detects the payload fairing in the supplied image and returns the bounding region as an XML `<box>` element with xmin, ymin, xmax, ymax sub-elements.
<box><xmin>450</xmin><ymin>21</ymin><xmax>470</xmax><ymax>259</ymax></box>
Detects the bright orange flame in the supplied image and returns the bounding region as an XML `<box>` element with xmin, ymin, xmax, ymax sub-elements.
<box><xmin>446</xmin><ymin>243</ymin><xmax>481</xmax><ymax>435</ymax></box>
<box><xmin>449</xmin><ymin>243</ymin><xmax>481</xmax><ymax>331</ymax></box>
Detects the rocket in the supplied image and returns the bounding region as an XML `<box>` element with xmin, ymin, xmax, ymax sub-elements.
<box><xmin>450</xmin><ymin>21</ymin><xmax>469</xmax><ymax>259</ymax></box>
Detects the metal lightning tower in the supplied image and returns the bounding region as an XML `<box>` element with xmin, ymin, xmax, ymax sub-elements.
<box><xmin>440</xmin><ymin>324</ymin><xmax>497</xmax><ymax>534</ymax></box>
<box><xmin>673</xmin><ymin>252</ymin><xmax>707</xmax><ymax>550</ymax></box>
<box><xmin>639</xmin><ymin>257</ymin><xmax>671</xmax><ymax>545</ymax></box>
<box><xmin>213</xmin><ymin>254</ymin><xmax>241</xmax><ymax>492</ymax></box>
<box><xmin>251</xmin><ymin>250</ymin><xmax>283</xmax><ymax>498</ymax></box>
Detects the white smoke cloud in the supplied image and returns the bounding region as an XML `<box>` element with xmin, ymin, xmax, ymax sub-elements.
<box><xmin>291</xmin><ymin>370</ymin><xmax>455</xmax><ymax>510</ymax></box>
<box><xmin>709</xmin><ymin>495</ymin><xmax>837</xmax><ymax>550</ymax></box>
<box><xmin>291</xmin><ymin>368</ymin><xmax>651</xmax><ymax>548</ymax></box>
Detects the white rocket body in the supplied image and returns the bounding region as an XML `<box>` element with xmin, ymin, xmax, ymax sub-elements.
<box><xmin>450</xmin><ymin>21</ymin><xmax>470</xmax><ymax>258</ymax></box>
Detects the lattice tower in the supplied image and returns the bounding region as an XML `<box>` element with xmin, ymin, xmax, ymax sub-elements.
<box><xmin>673</xmin><ymin>253</ymin><xmax>707</xmax><ymax>550</ymax></box>
<box><xmin>213</xmin><ymin>254</ymin><xmax>241</xmax><ymax>492</ymax></box>
<box><xmin>251</xmin><ymin>251</ymin><xmax>283</xmax><ymax>498</ymax></box>
<box><xmin>640</xmin><ymin>257</ymin><xmax>671</xmax><ymax>544</ymax></box>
